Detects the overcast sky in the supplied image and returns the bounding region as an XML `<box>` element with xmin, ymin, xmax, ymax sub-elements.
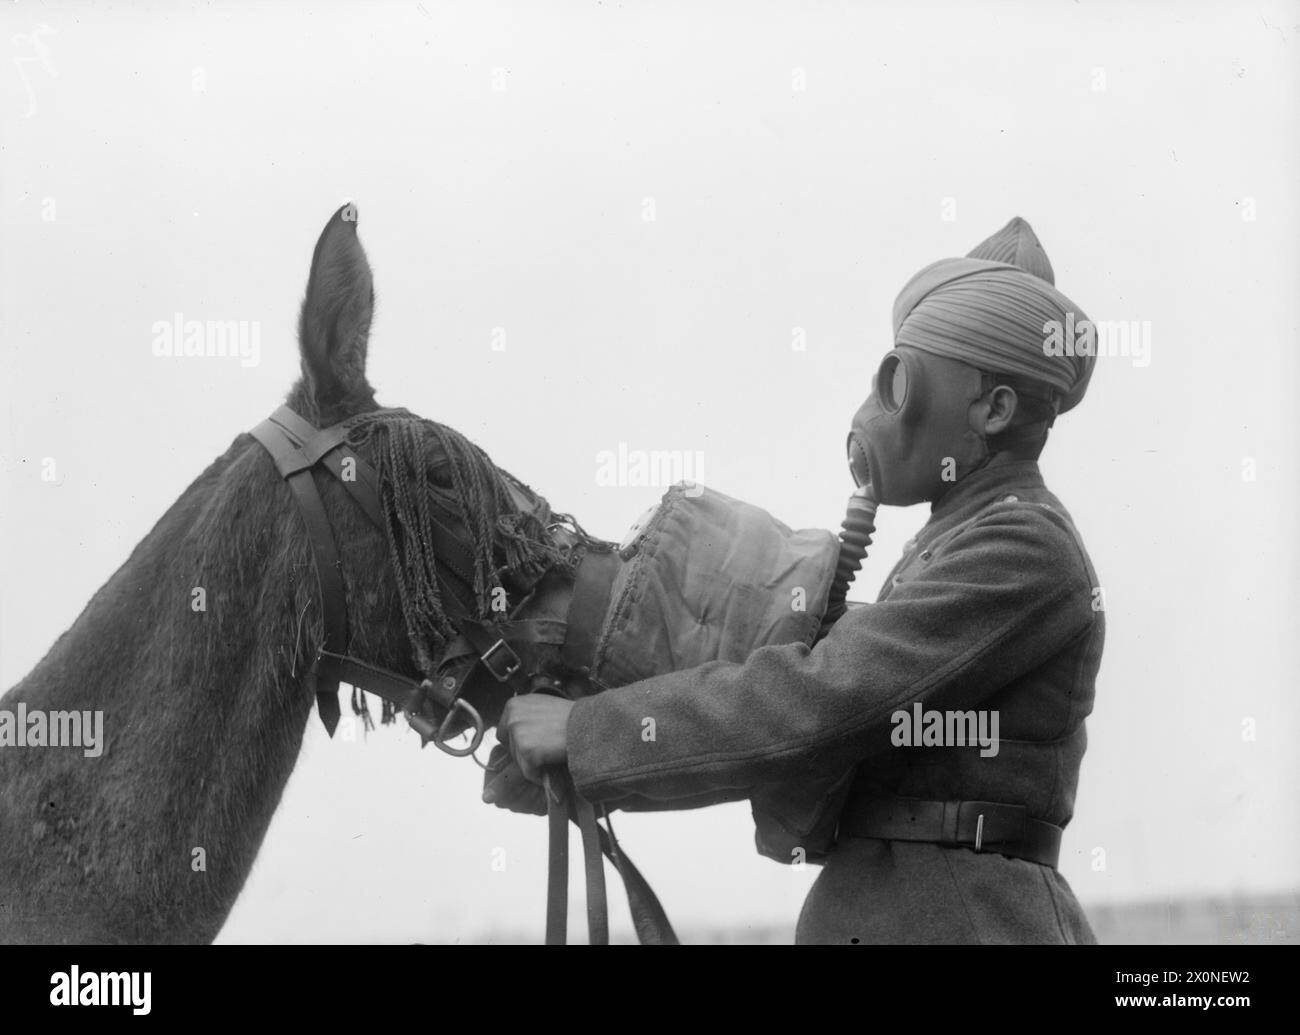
<box><xmin>2</xmin><ymin>0</ymin><xmax>1297</xmax><ymax>942</ymax></box>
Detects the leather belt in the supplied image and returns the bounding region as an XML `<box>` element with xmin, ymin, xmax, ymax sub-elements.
<box><xmin>836</xmin><ymin>795</ymin><xmax>1063</xmax><ymax>868</ymax></box>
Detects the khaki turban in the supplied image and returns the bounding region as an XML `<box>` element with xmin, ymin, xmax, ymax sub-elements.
<box><xmin>892</xmin><ymin>217</ymin><xmax>1095</xmax><ymax>414</ymax></box>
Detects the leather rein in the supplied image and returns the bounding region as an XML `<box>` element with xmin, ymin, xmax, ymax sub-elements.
<box><xmin>249</xmin><ymin>405</ymin><xmax>676</xmax><ymax>945</ymax></box>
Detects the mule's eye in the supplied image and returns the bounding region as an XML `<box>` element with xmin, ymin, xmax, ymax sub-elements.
<box><xmin>427</xmin><ymin>459</ymin><xmax>454</xmax><ymax>489</ymax></box>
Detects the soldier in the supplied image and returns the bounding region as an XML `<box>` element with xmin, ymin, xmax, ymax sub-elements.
<box><xmin>493</xmin><ymin>217</ymin><xmax>1104</xmax><ymax>944</ymax></box>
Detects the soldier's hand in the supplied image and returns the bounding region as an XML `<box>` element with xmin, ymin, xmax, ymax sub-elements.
<box><xmin>499</xmin><ymin>693</ymin><xmax>572</xmax><ymax>784</ymax></box>
<box><xmin>481</xmin><ymin>743</ymin><xmax>547</xmax><ymax>816</ymax></box>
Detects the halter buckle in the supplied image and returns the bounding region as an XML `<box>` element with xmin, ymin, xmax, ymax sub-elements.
<box><xmin>405</xmin><ymin>697</ymin><xmax>485</xmax><ymax>757</ymax></box>
<box><xmin>480</xmin><ymin>638</ymin><xmax>522</xmax><ymax>682</ymax></box>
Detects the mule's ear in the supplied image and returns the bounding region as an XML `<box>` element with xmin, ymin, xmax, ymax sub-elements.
<box><xmin>297</xmin><ymin>204</ymin><xmax>375</xmax><ymax>414</ymax></box>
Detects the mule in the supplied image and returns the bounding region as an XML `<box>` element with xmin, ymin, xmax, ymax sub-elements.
<box><xmin>0</xmin><ymin>205</ymin><xmax>615</xmax><ymax>944</ymax></box>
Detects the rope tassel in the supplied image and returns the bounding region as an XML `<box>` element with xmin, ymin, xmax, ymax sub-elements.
<box><xmin>341</xmin><ymin>410</ymin><xmax>576</xmax><ymax>722</ymax></box>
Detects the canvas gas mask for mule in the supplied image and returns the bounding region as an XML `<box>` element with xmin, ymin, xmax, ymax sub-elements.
<box><xmin>846</xmin><ymin>346</ymin><xmax>1004</xmax><ymax>507</ymax></box>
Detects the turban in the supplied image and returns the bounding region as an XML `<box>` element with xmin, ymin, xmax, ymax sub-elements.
<box><xmin>892</xmin><ymin>217</ymin><xmax>1095</xmax><ymax>414</ymax></box>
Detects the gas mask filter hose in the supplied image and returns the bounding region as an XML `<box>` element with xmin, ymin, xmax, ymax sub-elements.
<box><xmin>820</xmin><ymin>485</ymin><xmax>879</xmax><ymax>636</ymax></box>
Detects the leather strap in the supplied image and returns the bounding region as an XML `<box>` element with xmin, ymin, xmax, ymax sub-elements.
<box><xmin>542</xmin><ymin>797</ymin><xmax>679</xmax><ymax>945</ymax></box>
<box><xmin>596</xmin><ymin>813</ymin><xmax>678</xmax><ymax>945</ymax></box>
<box><xmin>575</xmin><ymin>793</ymin><xmax>608</xmax><ymax>945</ymax></box>
<box><xmin>267</xmin><ymin>406</ymin><xmax>482</xmax><ymax>610</ymax></box>
<box><xmin>250</xmin><ymin>418</ymin><xmax>349</xmax><ymax>736</ymax></box>
<box><xmin>544</xmin><ymin>771</ymin><xmax>569</xmax><ymax>946</ymax></box>
<box><xmin>440</xmin><ymin>619</ymin><xmax>570</xmax><ymax>677</ymax></box>
<box><xmin>322</xmin><ymin>652</ymin><xmax>459</xmax><ymax>714</ymax></box>
<box><xmin>543</xmin><ymin>769</ymin><xmax>614</xmax><ymax>946</ymax></box>
<box><xmin>266</xmin><ymin>408</ymin><xmax>385</xmax><ymax>531</ymax></box>
<box><xmin>560</xmin><ymin>547</ymin><xmax>620</xmax><ymax>673</ymax></box>
<box><xmin>837</xmin><ymin>795</ymin><xmax>1063</xmax><ymax>868</ymax></box>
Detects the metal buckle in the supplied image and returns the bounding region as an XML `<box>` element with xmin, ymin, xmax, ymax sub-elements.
<box><xmin>433</xmin><ymin>697</ymin><xmax>485</xmax><ymax>757</ymax></box>
<box><xmin>480</xmin><ymin>638</ymin><xmax>522</xmax><ymax>682</ymax></box>
<box><xmin>958</xmin><ymin>800</ymin><xmax>1026</xmax><ymax>851</ymax></box>
<box><xmin>405</xmin><ymin>697</ymin><xmax>485</xmax><ymax>757</ymax></box>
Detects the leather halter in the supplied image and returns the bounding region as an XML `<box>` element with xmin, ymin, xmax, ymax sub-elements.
<box><xmin>250</xmin><ymin>405</ymin><xmax>678</xmax><ymax>945</ymax></box>
<box><xmin>249</xmin><ymin>405</ymin><xmax>485</xmax><ymax>750</ymax></box>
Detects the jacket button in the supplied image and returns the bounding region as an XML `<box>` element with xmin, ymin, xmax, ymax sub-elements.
<box><xmin>919</xmin><ymin>550</ymin><xmax>932</xmax><ymax>561</ymax></box>
<box><xmin>891</xmin><ymin>575</ymin><xmax>903</xmax><ymax>585</ymax></box>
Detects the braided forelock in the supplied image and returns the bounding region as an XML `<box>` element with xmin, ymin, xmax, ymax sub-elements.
<box><xmin>343</xmin><ymin>411</ymin><xmax>573</xmax><ymax>715</ymax></box>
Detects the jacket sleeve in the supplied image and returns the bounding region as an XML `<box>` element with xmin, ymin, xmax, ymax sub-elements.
<box><xmin>566</xmin><ymin>502</ymin><xmax>1097</xmax><ymax>806</ymax></box>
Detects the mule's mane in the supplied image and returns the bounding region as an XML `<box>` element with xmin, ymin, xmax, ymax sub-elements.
<box><xmin>342</xmin><ymin>409</ymin><xmax>583</xmax><ymax>723</ymax></box>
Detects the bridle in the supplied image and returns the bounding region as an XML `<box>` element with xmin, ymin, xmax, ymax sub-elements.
<box><xmin>250</xmin><ymin>404</ymin><xmax>676</xmax><ymax>945</ymax></box>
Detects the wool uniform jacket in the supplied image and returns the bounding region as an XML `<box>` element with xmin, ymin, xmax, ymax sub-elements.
<box><xmin>565</xmin><ymin>456</ymin><xmax>1104</xmax><ymax>944</ymax></box>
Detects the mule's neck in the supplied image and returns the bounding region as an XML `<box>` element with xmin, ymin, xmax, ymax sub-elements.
<box><xmin>0</xmin><ymin>433</ymin><xmax>328</xmax><ymax>943</ymax></box>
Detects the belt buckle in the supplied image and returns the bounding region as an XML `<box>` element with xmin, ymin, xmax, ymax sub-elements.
<box><xmin>959</xmin><ymin>800</ymin><xmax>1026</xmax><ymax>852</ymax></box>
<box><xmin>480</xmin><ymin>638</ymin><xmax>522</xmax><ymax>682</ymax></box>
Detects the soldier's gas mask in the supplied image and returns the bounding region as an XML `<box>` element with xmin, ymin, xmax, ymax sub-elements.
<box><xmin>825</xmin><ymin>344</ymin><xmax>1062</xmax><ymax>626</ymax></box>
<box><xmin>847</xmin><ymin>346</ymin><xmax>997</xmax><ymax>507</ymax></box>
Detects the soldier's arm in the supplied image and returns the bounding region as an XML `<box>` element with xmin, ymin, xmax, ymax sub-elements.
<box><xmin>566</xmin><ymin>502</ymin><xmax>1097</xmax><ymax>807</ymax></box>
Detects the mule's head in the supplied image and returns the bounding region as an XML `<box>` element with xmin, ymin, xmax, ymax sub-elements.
<box><xmin>265</xmin><ymin>206</ymin><xmax>589</xmax><ymax>741</ymax></box>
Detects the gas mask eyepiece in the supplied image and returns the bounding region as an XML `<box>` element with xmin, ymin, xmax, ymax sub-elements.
<box><xmin>875</xmin><ymin>351</ymin><xmax>909</xmax><ymax>414</ymax></box>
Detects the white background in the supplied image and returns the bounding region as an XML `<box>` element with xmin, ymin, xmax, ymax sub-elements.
<box><xmin>2</xmin><ymin>0</ymin><xmax>1297</xmax><ymax>941</ymax></box>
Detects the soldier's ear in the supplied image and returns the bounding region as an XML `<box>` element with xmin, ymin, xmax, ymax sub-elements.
<box><xmin>977</xmin><ymin>384</ymin><xmax>1020</xmax><ymax>437</ymax></box>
